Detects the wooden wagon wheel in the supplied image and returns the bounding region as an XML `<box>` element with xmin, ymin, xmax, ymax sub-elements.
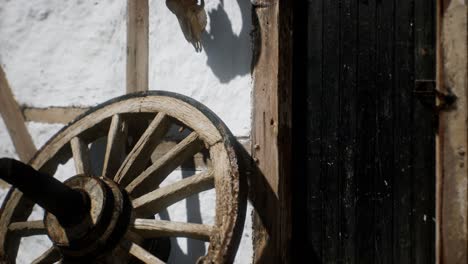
<box><xmin>0</xmin><ymin>91</ymin><xmax>246</xmax><ymax>263</ymax></box>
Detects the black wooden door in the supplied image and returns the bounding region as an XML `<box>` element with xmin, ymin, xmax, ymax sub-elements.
<box><xmin>292</xmin><ymin>0</ymin><xmax>436</xmax><ymax>263</ymax></box>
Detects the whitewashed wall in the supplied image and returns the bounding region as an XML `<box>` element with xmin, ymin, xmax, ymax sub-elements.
<box><xmin>0</xmin><ymin>0</ymin><xmax>253</xmax><ymax>262</ymax></box>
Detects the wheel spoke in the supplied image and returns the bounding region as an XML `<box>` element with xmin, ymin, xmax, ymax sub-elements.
<box><xmin>132</xmin><ymin>219</ymin><xmax>213</xmax><ymax>241</ymax></box>
<box><xmin>120</xmin><ymin>237</ymin><xmax>165</xmax><ymax>264</ymax></box>
<box><xmin>31</xmin><ymin>246</ymin><xmax>61</xmax><ymax>264</ymax></box>
<box><xmin>125</xmin><ymin>132</ymin><xmax>204</xmax><ymax>196</ymax></box>
<box><xmin>114</xmin><ymin>113</ymin><xmax>170</xmax><ymax>185</ymax></box>
<box><xmin>102</xmin><ymin>114</ymin><xmax>127</xmax><ymax>178</ymax></box>
<box><xmin>70</xmin><ymin>136</ymin><xmax>92</xmax><ymax>175</ymax></box>
<box><xmin>132</xmin><ymin>170</ymin><xmax>214</xmax><ymax>216</ymax></box>
<box><xmin>8</xmin><ymin>220</ymin><xmax>46</xmax><ymax>237</ymax></box>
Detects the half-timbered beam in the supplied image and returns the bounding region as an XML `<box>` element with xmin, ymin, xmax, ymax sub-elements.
<box><xmin>0</xmin><ymin>66</ymin><xmax>36</xmax><ymax>162</ymax></box>
<box><xmin>127</xmin><ymin>0</ymin><xmax>149</xmax><ymax>93</ymax></box>
<box><xmin>437</xmin><ymin>0</ymin><xmax>468</xmax><ymax>263</ymax></box>
<box><xmin>251</xmin><ymin>0</ymin><xmax>293</xmax><ymax>262</ymax></box>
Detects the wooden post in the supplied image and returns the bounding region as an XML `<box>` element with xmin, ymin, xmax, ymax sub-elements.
<box><xmin>0</xmin><ymin>66</ymin><xmax>36</xmax><ymax>162</ymax></box>
<box><xmin>437</xmin><ymin>0</ymin><xmax>468</xmax><ymax>263</ymax></box>
<box><xmin>127</xmin><ymin>0</ymin><xmax>149</xmax><ymax>93</ymax></box>
<box><xmin>250</xmin><ymin>0</ymin><xmax>293</xmax><ymax>262</ymax></box>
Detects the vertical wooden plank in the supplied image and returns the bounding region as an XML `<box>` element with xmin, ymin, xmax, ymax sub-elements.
<box><xmin>0</xmin><ymin>66</ymin><xmax>36</xmax><ymax>162</ymax></box>
<box><xmin>435</xmin><ymin>1</ymin><xmax>445</xmax><ymax>262</ymax></box>
<box><xmin>413</xmin><ymin>0</ymin><xmax>436</xmax><ymax>263</ymax></box>
<box><xmin>375</xmin><ymin>0</ymin><xmax>396</xmax><ymax>263</ymax></box>
<box><xmin>438</xmin><ymin>0</ymin><xmax>468</xmax><ymax>263</ymax></box>
<box><xmin>355</xmin><ymin>0</ymin><xmax>377</xmax><ymax>262</ymax></box>
<box><xmin>127</xmin><ymin>0</ymin><xmax>149</xmax><ymax>93</ymax></box>
<box><xmin>291</xmin><ymin>0</ymin><xmax>320</xmax><ymax>261</ymax></box>
<box><xmin>251</xmin><ymin>0</ymin><xmax>293</xmax><ymax>262</ymax></box>
<box><xmin>321</xmin><ymin>0</ymin><xmax>340</xmax><ymax>262</ymax></box>
<box><xmin>393</xmin><ymin>0</ymin><xmax>415</xmax><ymax>263</ymax></box>
<box><xmin>304</xmin><ymin>0</ymin><xmax>324</xmax><ymax>261</ymax></box>
<box><xmin>339</xmin><ymin>0</ymin><xmax>358</xmax><ymax>262</ymax></box>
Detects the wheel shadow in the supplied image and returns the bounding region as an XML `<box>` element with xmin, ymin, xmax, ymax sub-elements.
<box><xmin>157</xmin><ymin>159</ymin><xmax>206</xmax><ymax>263</ymax></box>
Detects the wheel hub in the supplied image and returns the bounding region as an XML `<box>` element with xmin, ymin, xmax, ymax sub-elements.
<box><xmin>44</xmin><ymin>175</ymin><xmax>132</xmax><ymax>260</ymax></box>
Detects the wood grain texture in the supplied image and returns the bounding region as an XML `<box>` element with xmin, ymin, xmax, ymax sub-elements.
<box><xmin>374</xmin><ymin>0</ymin><xmax>395</xmax><ymax>262</ymax></box>
<box><xmin>251</xmin><ymin>0</ymin><xmax>293</xmax><ymax>262</ymax></box>
<box><xmin>0</xmin><ymin>66</ymin><xmax>36</xmax><ymax>162</ymax></box>
<box><xmin>0</xmin><ymin>93</ymin><xmax>244</xmax><ymax>262</ymax></box>
<box><xmin>321</xmin><ymin>1</ymin><xmax>340</xmax><ymax>261</ymax></box>
<box><xmin>114</xmin><ymin>113</ymin><xmax>170</xmax><ymax>185</ymax></box>
<box><xmin>127</xmin><ymin>0</ymin><xmax>149</xmax><ymax>93</ymax></box>
<box><xmin>293</xmin><ymin>0</ymin><xmax>436</xmax><ymax>262</ymax></box>
<box><xmin>8</xmin><ymin>220</ymin><xmax>46</xmax><ymax>237</ymax></box>
<box><xmin>126</xmin><ymin>132</ymin><xmax>204</xmax><ymax>196</ymax></box>
<box><xmin>121</xmin><ymin>238</ymin><xmax>164</xmax><ymax>264</ymax></box>
<box><xmin>133</xmin><ymin>218</ymin><xmax>213</xmax><ymax>241</ymax></box>
<box><xmin>29</xmin><ymin>96</ymin><xmax>223</xmax><ymax>172</ymax></box>
<box><xmin>393</xmin><ymin>1</ymin><xmax>415</xmax><ymax>262</ymax></box>
<box><xmin>102</xmin><ymin>114</ymin><xmax>127</xmax><ymax>178</ymax></box>
<box><xmin>438</xmin><ymin>1</ymin><xmax>468</xmax><ymax>263</ymax></box>
<box><xmin>414</xmin><ymin>0</ymin><xmax>436</xmax><ymax>263</ymax></box>
<box><xmin>339</xmin><ymin>0</ymin><xmax>358</xmax><ymax>262</ymax></box>
<box><xmin>132</xmin><ymin>170</ymin><xmax>214</xmax><ymax>216</ymax></box>
<box><xmin>70</xmin><ymin>136</ymin><xmax>92</xmax><ymax>175</ymax></box>
<box><xmin>22</xmin><ymin>106</ymin><xmax>89</xmax><ymax>124</ymax></box>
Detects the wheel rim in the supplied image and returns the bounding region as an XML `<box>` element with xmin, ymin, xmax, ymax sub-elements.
<box><xmin>0</xmin><ymin>91</ymin><xmax>246</xmax><ymax>263</ymax></box>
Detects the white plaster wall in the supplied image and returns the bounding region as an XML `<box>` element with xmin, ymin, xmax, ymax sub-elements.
<box><xmin>0</xmin><ymin>0</ymin><xmax>253</xmax><ymax>262</ymax></box>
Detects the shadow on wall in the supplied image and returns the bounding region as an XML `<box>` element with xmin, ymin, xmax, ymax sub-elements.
<box><xmin>201</xmin><ymin>0</ymin><xmax>252</xmax><ymax>83</ymax></box>
<box><xmin>159</xmin><ymin>160</ymin><xmax>207</xmax><ymax>262</ymax></box>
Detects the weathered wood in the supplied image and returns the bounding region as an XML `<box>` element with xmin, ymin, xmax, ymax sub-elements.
<box><xmin>435</xmin><ymin>2</ymin><xmax>445</xmax><ymax>263</ymax></box>
<box><xmin>22</xmin><ymin>106</ymin><xmax>89</xmax><ymax>124</ymax></box>
<box><xmin>150</xmin><ymin>137</ymin><xmax>250</xmax><ymax>170</ymax></box>
<box><xmin>438</xmin><ymin>1</ymin><xmax>468</xmax><ymax>263</ymax></box>
<box><xmin>8</xmin><ymin>220</ymin><xmax>46</xmax><ymax>237</ymax></box>
<box><xmin>102</xmin><ymin>114</ymin><xmax>127</xmax><ymax>178</ymax></box>
<box><xmin>203</xmin><ymin>141</ymin><xmax>246</xmax><ymax>263</ymax></box>
<box><xmin>295</xmin><ymin>0</ymin><xmax>436</xmax><ymax>262</ymax></box>
<box><xmin>133</xmin><ymin>218</ymin><xmax>213</xmax><ymax>241</ymax></box>
<box><xmin>126</xmin><ymin>132</ymin><xmax>204</xmax><ymax>196</ymax></box>
<box><xmin>31</xmin><ymin>247</ymin><xmax>61</xmax><ymax>264</ymax></box>
<box><xmin>355</xmin><ymin>0</ymin><xmax>378</xmax><ymax>261</ymax></box>
<box><xmin>127</xmin><ymin>0</ymin><xmax>149</xmax><ymax>93</ymax></box>
<box><xmin>28</xmin><ymin>95</ymin><xmax>223</xmax><ymax>175</ymax></box>
<box><xmin>339</xmin><ymin>0</ymin><xmax>358</xmax><ymax>262</ymax></box>
<box><xmin>393</xmin><ymin>1</ymin><xmax>416</xmax><ymax>263</ymax></box>
<box><xmin>0</xmin><ymin>93</ymin><xmax>245</xmax><ymax>262</ymax></box>
<box><xmin>132</xmin><ymin>170</ymin><xmax>214</xmax><ymax>216</ymax></box>
<box><xmin>251</xmin><ymin>0</ymin><xmax>293</xmax><ymax>262</ymax></box>
<box><xmin>0</xmin><ymin>66</ymin><xmax>36</xmax><ymax>162</ymax></box>
<box><xmin>320</xmin><ymin>0</ymin><xmax>341</xmax><ymax>261</ymax></box>
<box><xmin>114</xmin><ymin>113</ymin><xmax>170</xmax><ymax>185</ymax></box>
<box><xmin>374</xmin><ymin>0</ymin><xmax>395</xmax><ymax>262</ymax></box>
<box><xmin>291</xmin><ymin>0</ymin><xmax>322</xmax><ymax>261</ymax></box>
<box><xmin>121</xmin><ymin>237</ymin><xmax>164</xmax><ymax>264</ymax></box>
<box><xmin>70</xmin><ymin>137</ymin><xmax>92</xmax><ymax>175</ymax></box>
<box><xmin>414</xmin><ymin>0</ymin><xmax>436</xmax><ymax>262</ymax></box>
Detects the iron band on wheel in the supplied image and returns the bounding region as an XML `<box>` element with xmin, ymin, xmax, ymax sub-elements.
<box><xmin>0</xmin><ymin>91</ymin><xmax>246</xmax><ymax>263</ymax></box>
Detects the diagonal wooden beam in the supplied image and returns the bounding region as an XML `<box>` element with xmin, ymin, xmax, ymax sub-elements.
<box><xmin>0</xmin><ymin>66</ymin><xmax>36</xmax><ymax>162</ymax></box>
